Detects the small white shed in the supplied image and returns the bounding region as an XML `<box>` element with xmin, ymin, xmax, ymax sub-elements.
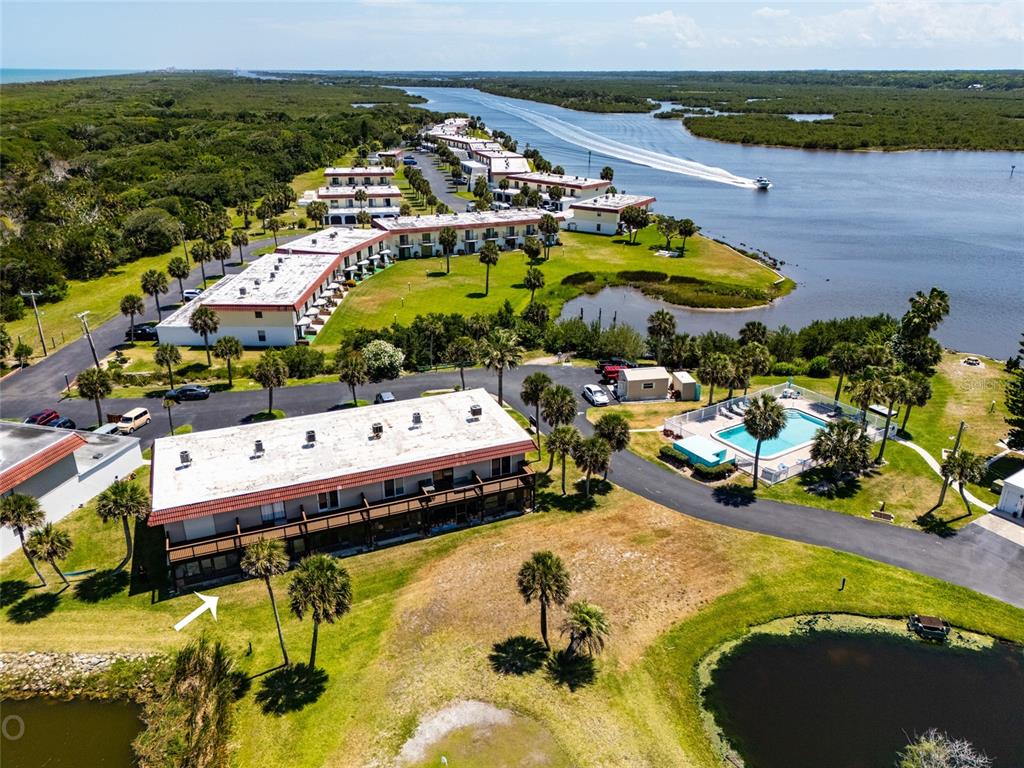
<box><xmin>997</xmin><ymin>467</ymin><xmax>1024</xmax><ymax>518</ymax></box>
<box><xmin>617</xmin><ymin>366</ymin><xmax>671</xmax><ymax>401</ymax></box>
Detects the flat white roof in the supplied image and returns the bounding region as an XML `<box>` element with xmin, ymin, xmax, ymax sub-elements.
<box><xmin>570</xmin><ymin>193</ymin><xmax>656</xmax><ymax>213</ymax></box>
<box><xmin>505</xmin><ymin>171</ymin><xmax>609</xmax><ymax>190</ymax></box>
<box><xmin>1004</xmin><ymin>467</ymin><xmax>1024</xmax><ymax>490</ymax></box>
<box><xmin>149</xmin><ymin>389</ymin><xmax>533</xmax><ymax>516</ymax></box>
<box><xmin>372</xmin><ymin>209</ymin><xmax>564</xmax><ymax>234</ymax></box>
<box><xmin>671</xmin><ymin>371</ymin><xmax>697</xmax><ymax>384</ymax></box>
<box><xmin>315</xmin><ymin>185</ymin><xmax>401</xmax><ymax>198</ymax></box>
<box><xmin>622</xmin><ymin>366</ymin><xmax>670</xmax><ymax>382</ymax></box>
<box><xmin>274</xmin><ymin>227</ymin><xmax>385</xmax><ymax>256</ymax></box>
<box><xmin>324</xmin><ymin>167</ymin><xmax>395</xmax><ymax>176</ymax></box>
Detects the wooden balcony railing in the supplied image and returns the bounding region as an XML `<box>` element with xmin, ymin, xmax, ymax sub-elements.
<box><xmin>166</xmin><ymin>468</ymin><xmax>533</xmax><ymax>564</ymax></box>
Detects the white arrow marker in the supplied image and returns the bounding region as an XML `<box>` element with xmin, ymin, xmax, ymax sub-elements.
<box><xmin>174</xmin><ymin>591</ymin><xmax>220</xmax><ymax>632</ymax></box>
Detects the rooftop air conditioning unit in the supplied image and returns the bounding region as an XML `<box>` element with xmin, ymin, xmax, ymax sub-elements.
<box><xmin>305</xmin><ymin>430</ymin><xmax>316</xmax><ymax>445</ymax></box>
<box><xmin>371</xmin><ymin>422</ymin><xmax>384</xmax><ymax>438</ymax></box>
<box><xmin>254</xmin><ymin>278</ymin><xmax>261</xmax><ymax>286</ymax></box>
<box><xmin>411</xmin><ymin>412</ymin><xmax>422</xmax><ymax>426</ymax></box>
<box><xmin>311</xmin><ymin>238</ymin><xmax>317</xmax><ymax>245</ymax></box>
<box><xmin>254</xmin><ymin>440</ymin><xmax>265</xmax><ymax>457</ymax></box>
<box><xmin>277</xmin><ymin>256</ymin><xmax>284</xmax><ymax>264</ymax></box>
<box><xmin>239</xmin><ymin>287</ymin><xmax>247</xmax><ymax>296</ymax></box>
<box><xmin>179</xmin><ymin>450</ymin><xmax>192</xmax><ymax>467</ymax></box>
<box><xmin>469</xmin><ymin>404</ymin><xmax>482</xmax><ymax>419</ymax></box>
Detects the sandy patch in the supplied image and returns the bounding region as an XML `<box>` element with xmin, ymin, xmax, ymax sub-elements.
<box><xmin>397</xmin><ymin>700</ymin><xmax>511</xmax><ymax>764</ymax></box>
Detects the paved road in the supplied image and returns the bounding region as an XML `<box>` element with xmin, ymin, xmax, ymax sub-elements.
<box><xmin>413</xmin><ymin>151</ymin><xmax>470</xmax><ymax>213</ymax></box>
<box><xmin>0</xmin><ymin>234</ymin><xmax>304</xmax><ymax>413</ymax></box>
<box><xmin>6</xmin><ymin>355</ymin><xmax>1023</xmax><ymax>609</ymax></box>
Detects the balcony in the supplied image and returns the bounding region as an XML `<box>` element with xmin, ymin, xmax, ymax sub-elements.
<box><xmin>165</xmin><ymin>468</ymin><xmax>534</xmax><ymax>564</ymax></box>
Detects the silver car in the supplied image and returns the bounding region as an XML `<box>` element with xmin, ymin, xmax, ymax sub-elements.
<box><xmin>582</xmin><ymin>384</ymin><xmax>611</xmax><ymax>406</ymax></box>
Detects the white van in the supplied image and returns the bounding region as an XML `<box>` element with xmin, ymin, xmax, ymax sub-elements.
<box><xmin>117</xmin><ymin>407</ymin><xmax>151</xmax><ymax>434</ymax></box>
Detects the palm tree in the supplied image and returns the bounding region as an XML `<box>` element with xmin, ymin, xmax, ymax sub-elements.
<box><xmin>647</xmin><ymin>310</ymin><xmax>676</xmax><ymax>364</ymax></box>
<box><xmin>744</xmin><ymin>393</ymin><xmax>787</xmax><ymax>490</ymax></box>
<box><xmin>213</xmin><ymin>335</ymin><xmax>243</xmax><ymax>387</ymax></box>
<box><xmin>444</xmin><ymin>336</ymin><xmax>476</xmax><ymax>390</ymax></box>
<box><xmin>677</xmin><ymin>218</ymin><xmax>698</xmax><ymax>255</ymax></box>
<box><xmin>698</xmin><ymin>352</ymin><xmax>732</xmax><ymax>405</ymax></box>
<box><xmin>253</xmin><ymin>349</ymin><xmax>288</xmax><ymax>414</ymax></box>
<box><xmin>899</xmin><ymin>371</ymin><xmax>933</xmax><ymax>434</ymax></box>
<box><xmin>516</xmin><ymin>551</ymin><xmax>571</xmax><ymax>650</ymax></box>
<box><xmin>163</xmin><ymin>396</ymin><xmax>176</xmax><ymax>434</ymax></box>
<box><xmin>904</xmin><ymin>287</ymin><xmax>950</xmax><ymax>338</ymax></box>
<box><xmin>656</xmin><ymin>214</ymin><xmax>679</xmax><ymax>249</ymax></box>
<box><xmin>438</xmin><ymin>226</ymin><xmax>457</xmax><ymax>274</ymax></box>
<box><xmin>736</xmin><ymin>342</ymin><xmax>772</xmax><ymax>395</ymax></box>
<box><xmin>560</xmin><ymin>600</ymin><xmax>610</xmax><ymax>657</ymax></box>
<box><xmin>594</xmin><ymin>412</ymin><xmax>630</xmax><ymax>480</ymax></box>
<box><xmin>77</xmin><ymin>367</ymin><xmax>113</xmax><ymax>427</ymax></box>
<box><xmin>876</xmin><ymin>374</ymin><xmax>910</xmax><ymax>463</ymax></box>
<box><xmin>547</xmin><ymin>425</ymin><xmax>581</xmax><ymax>494</ymax></box>
<box><xmin>478</xmin><ymin>328</ymin><xmax>524</xmax><ymax>406</ymax></box>
<box><xmin>828</xmin><ymin>341</ymin><xmax>862</xmax><ymax>403</ymax></box>
<box><xmin>211</xmin><ymin>240</ymin><xmax>232</xmax><ymax>275</ymax></box>
<box><xmin>520</xmin><ymin>372</ymin><xmax>552</xmax><ymax>451</ymax></box>
<box><xmin>288</xmin><ymin>554</ymin><xmax>352</xmax><ymax>669</ymax></box>
<box><xmin>600</xmin><ymin>166</ymin><xmax>614</xmax><ymax>182</ymax></box>
<box><xmin>810</xmin><ymin>419</ymin><xmax>872</xmax><ymax>484</ymax></box>
<box><xmin>95</xmin><ymin>479</ymin><xmax>150</xmax><ymax>572</ymax></box>
<box><xmin>167</xmin><ymin>256</ymin><xmax>190</xmax><ymax>302</ymax></box>
<box><xmin>420</xmin><ymin>315</ymin><xmax>445</xmax><ymax>368</ymax></box>
<box><xmin>738</xmin><ymin>320</ymin><xmax>768</xmax><ymax>346</ymax></box>
<box><xmin>237</xmin><ymin>199</ymin><xmax>254</xmax><ymax>228</ymax></box>
<box><xmin>939</xmin><ymin>450</ymin><xmax>986</xmax><ymax>516</ymax></box>
<box><xmin>267</xmin><ymin>218</ymin><xmax>282</xmax><ymax>245</ymax></box>
<box><xmin>241</xmin><ymin>539</ymin><xmax>291</xmax><ymax>666</ymax></box>
<box><xmin>538</xmin><ymin>214</ymin><xmax>560</xmax><ymax>258</ymax></box>
<box><xmin>0</xmin><ymin>494</ymin><xmax>47</xmax><ymax>585</ymax></box>
<box><xmin>191</xmin><ymin>240</ymin><xmax>212</xmax><ymax>283</ymax></box>
<box><xmin>523</xmin><ymin>267</ymin><xmax>545</xmax><ymax>302</ymax></box>
<box><xmin>26</xmin><ymin>523</ymin><xmax>73</xmax><ymax>587</ymax></box>
<box><xmin>140</xmin><ymin>269</ymin><xmax>169</xmax><ymax>321</ymax></box>
<box><xmin>573</xmin><ymin>436</ymin><xmax>611</xmax><ymax>496</ymax></box>
<box><xmin>120</xmin><ymin>294</ymin><xmax>146</xmax><ymax>342</ymax></box>
<box><xmin>540</xmin><ymin>385</ymin><xmax>577</xmax><ymax>470</ymax></box>
<box><xmin>478</xmin><ymin>241</ymin><xmax>500</xmax><ymax>296</ymax></box>
<box><xmin>256</xmin><ymin>200</ymin><xmax>274</xmax><ymax>229</ymax></box>
<box><xmin>231</xmin><ymin>230</ymin><xmax>249</xmax><ymax>264</ymax></box>
<box><xmin>305</xmin><ymin>201</ymin><xmax>327</xmax><ymax>228</ymax></box>
<box><xmin>335</xmin><ymin>349</ymin><xmax>368</xmax><ymax>406</ymax></box>
<box><xmin>155</xmin><ymin>343</ymin><xmax>183</xmax><ymax>389</ymax></box>
<box><xmin>354</xmin><ymin>188</ymin><xmax>368</xmax><ymax>210</ymax></box>
<box><xmin>187</xmin><ymin>305</ymin><xmax>220</xmax><ymax>366</ymax></box>
<box><xmin>847</xmin><ymin>371</ymin><xmax>888</xmax><ymax>434</ymax></box>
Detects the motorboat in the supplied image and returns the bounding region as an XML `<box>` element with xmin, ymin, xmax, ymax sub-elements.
<box><xmin>755</xmin><ymin>176</ymin><xmax>772</xmax><ymax>190</ymax></box>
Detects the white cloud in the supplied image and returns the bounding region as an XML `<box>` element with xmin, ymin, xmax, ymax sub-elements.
<box><xmin>754</xmin><ymin>7</ymin><xmax>791</xmax><ymax>20</ymax></box>
<box><xmin>633</xmin><ymin>10</ymin><xmax>705</xmax><ymax>49</ymax></box>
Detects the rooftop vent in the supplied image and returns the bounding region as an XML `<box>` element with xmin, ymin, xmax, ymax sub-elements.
<box><xmin>277</xmin><ymin>256</ymin><xmax>284</xmax><ymax>264</ymax></box>
<box><xmin>239</xmin><ymin>286</ymin><xmax>247</xmax><ymax>296</ymax></box>
<box><xmin>179</xmin><ymin>450</ymin><xmax>191</xmax><ymax>467</ymax></box>
<box><xmin>305</xmin><ymin>430</ymin><xmax>316</xmax><ymax>445</ymax></box>
<box><xmin>268</xmin><ymin>272</ymin><xmax>275</xmax><ymax>280</ymax></box>
<box><xmin>371</xmin><ymin>422</ymin><xmax>384</xmax><ymax>438</ymax></box>
<box><xmin>411</xmin><ymin>412</ymin><xmax>422</xmax><ymax>426</ymax></box>
<box><xmin>254</xmin><ymin>439</ymin><xmax>265</xmax><ymax>457</ymax></box>
<box><xmin>254</xmin><ymin>278</ymin><xmax>261</xmax><ymax>286</ymax></box>
<box><xmin>469</xmin><ymin>403</ymin><xmax>482</xmax><ymax>419</ymax></box>
<box><xmin>311</xmin><ymin>238</ymin><xmax>317</xmax><ymax>246</ymax></box>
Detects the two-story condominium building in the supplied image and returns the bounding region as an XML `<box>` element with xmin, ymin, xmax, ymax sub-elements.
<box><xmin>150</xmin><ymin>389</ymin><xmax>536</xmax><ymax>588</ymax></box>
<box><xmin>472</xmin><ymin>149</ymin><xmax>531</xmax><ymax>182</ymax></box>
<box><xmin>494</xmin><ymin>171</ymin><xmax>612</xmax><ymax>210</ymax></box>
<box><xmin>156</xmin><ymin>228</ymin><xmax>390</xmax><ymax>347</ymax></box>
<box><xmin>565</xmin><ymin>193</ymin><xmax>657</xmax><ymax>235</ymax></box>
<box><xmin>323</xmin><ymin>166</ymin><xmax>396</xmax><ymax>187</ymax></box>
<box><xmin>371</xmin><ymin>209</ymin><xmax>565</xmax><ymax>258</ymax></box>
<box><xmin>306</xmin><ymin>185</ymin><xmax>403</xmax><ymax>226</ymax></box>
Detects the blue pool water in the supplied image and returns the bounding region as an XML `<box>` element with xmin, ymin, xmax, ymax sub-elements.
<box><xmin>717</xmin><ymin>409</ymin><xmax>827</xmax><ymax>458</ymax></box>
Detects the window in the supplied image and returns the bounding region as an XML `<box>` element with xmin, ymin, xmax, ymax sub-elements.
<box><xmin>642</xmin><ymin>381</ymin><xmax>655</xmax><ymax>390</ymax></box>
<box><xmin>596</xmin><ymin>224</ymin><xmax>601</xmax><ymax>233</ymax></box>
<box><xmin>260</xmin><ymin>502</ymin><xmax>285</xmax><ymax>524</ymax></box>
<box><xmin>318</xmin><ymin>489</ymin><xmax>340</xmax><ymax>511</ymax></box>
<box><xmin>491</xmin><ymin>456</ymin><xmax>512</xmax><ymax>477</ymax></box>
<box><xmin>383</xmin><ymin>478</ymin><xmax>404</xmax><ymax>498</ymax></box>
<box><xmin>255</xmin><ymin>311</ymin><xmax>263</xmax><ymax>319</ymax></box>
<box><xmin>257</xmin><ymin>330</ymin><xmax>267</xmax><ymax>343</ymax></box>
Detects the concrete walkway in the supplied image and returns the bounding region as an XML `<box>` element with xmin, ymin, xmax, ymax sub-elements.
<box><xmin>894</xmin><ymin>436</ymin><xmax>994</xmax><ymax>512</ymax></box>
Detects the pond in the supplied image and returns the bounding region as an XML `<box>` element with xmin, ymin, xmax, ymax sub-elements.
<box><xmin>703</xmin><ymin>630</ymin><xmax>1024</xmax><ymax>768</ymax></box>
<box><xmin>0</xmin><ymin>697</ymin><xmax>142</xmax><ymax>767</ymax></box>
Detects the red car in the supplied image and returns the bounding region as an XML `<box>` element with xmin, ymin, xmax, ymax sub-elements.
<box><xmin>600</xmin><ymin>365</ymin><xmax>626</xmax><ymax>384</ymax></box>
<box><xmin>25</xmin><ymin>409</ymin><xmax>61</xmax><ymax>426</ymax></box>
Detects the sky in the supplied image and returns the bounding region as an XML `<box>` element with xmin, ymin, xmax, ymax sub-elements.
<box><xmin>2</xmin><ymin>0</ymin><xmax>1022</xmax><ymax>71</ymax></box>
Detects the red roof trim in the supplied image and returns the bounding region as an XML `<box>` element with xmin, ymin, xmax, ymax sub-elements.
<box><xmin>570</xmin><ymin>196</ymin><xmax>656</xmax><ymax>214</ymax></box>
<box><xmin>0</xmin><ymin>433</ymin><xmax>87</xmax><ymax>494</ymax></box>
<box><xmin>505</xmin><ymin>174</ymin><xmax>609</xmax><ymax>191</ymax></box>
<box><xmin>372</xmin><ymin>214</ymin><xmax>562</xmax><ymax>237</ymax></box>
<box><xmin>148</xmin><ymin>439</ymin><xmax>537</xmax><ymax>526</ymax></box>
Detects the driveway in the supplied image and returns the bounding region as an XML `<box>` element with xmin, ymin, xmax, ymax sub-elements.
<box><xmin>413</xmin><ymin>152</ymin><xmax>470</xmax><ymax>213</ymax></box>
<box><xmin>6</xmin><ymin>359</ymin><xmax>1023</xmax><ymax>608</ymax></box>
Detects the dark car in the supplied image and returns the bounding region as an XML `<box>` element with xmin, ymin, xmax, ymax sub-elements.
<box><xmin>166</xmin><ymin>384</ymin><xmax>211</xmax><ymax>402</ymax></box>
<box><xmin>25</xmin><ymin>409</ymin><xmax>61</xmax><ymax>426</ymax></box>
<box><xmin>51</xmin><ymin>416</ymin><xmax>77</xmax><ymax>430</ymax></box>
<box><xmin>126</xmin><ymin>323</ymin><xmax>159</xmax><ymax>342</ymax></box>
<box><xmin>402</xmin><ymin>157</ymin><xmax>417</xmax><ymax>165</ymax></box>
<box><xmin>374</xmin><ymin>391</ymin><xmax>396</xmax><ymax>404</ymax></box>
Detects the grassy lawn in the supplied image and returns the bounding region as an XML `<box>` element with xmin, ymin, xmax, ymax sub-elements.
<box><xmin>314</xmin><ymin>226</ymin><xmax>787</xmax><ymax>348</ymax></box>
<box><xmin>1</xmin><ymin>458</ymin><xmax>1020</xmax><ymax>767</ymax></box>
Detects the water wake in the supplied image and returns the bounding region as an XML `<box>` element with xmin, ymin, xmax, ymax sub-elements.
<box><xmin>473</xmin><ymin>95</ymin><xmax>757</xmax><ymax>189</ymax></box>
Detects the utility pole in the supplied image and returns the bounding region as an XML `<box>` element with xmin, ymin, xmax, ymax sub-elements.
<box><xmin>937</xmin><ymin>421</ymin><xmax>966</xmax><ymax>507</ymax></box>
<box><xmin>75</xmin><ymin>311</ymin><xmax>101</xmax><ymax>370</ymax></box>
<box><xmin>19</xmin><ymin>291</ymin><xmax>47</xmax><ymax>356</ymax></box>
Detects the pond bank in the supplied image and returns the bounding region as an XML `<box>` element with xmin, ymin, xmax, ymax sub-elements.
<box><xmin>0</xmin><ymin>651</ymin><xmax>159</xmax><ymax>700</ymax></box>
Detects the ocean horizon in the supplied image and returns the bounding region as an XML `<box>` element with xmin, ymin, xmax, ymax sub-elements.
<box><xmin>0</xmin><ymin>68</ymin><xmax>141</xmax><ymax>84</ymax></box>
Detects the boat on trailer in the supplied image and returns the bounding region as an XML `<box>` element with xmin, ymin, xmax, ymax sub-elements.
<box><xmin>908</xmin><ymin>614</ymin><xmax>951</xmax><ymax>641</ymax></box>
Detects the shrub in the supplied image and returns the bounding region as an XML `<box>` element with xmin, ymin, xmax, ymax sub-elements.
<box><xmin>280</xmin><ymin>346</ymin><xmax>325</xmax><ymax>379</ymax></box>
<box><xmin>692</xmin><ymin>462</ymin><xmax>735</xmax><ymax>481</ymax></box>
<box><xmin>771</xmin><ymin>361</ymin><xmax>806</xmax><ymax>376</ymax></box>
<box><xmin>667</xmin><ymin>275</ymin><xmax>701</xmax><ymax>285</ymax></box>
<box><xmin>561</xmin><ymin>271</ymin><xmax>596</xmax><ymax>286</ymax></box>
<box><xmin>659</xmin><ymin>444</ymin><xmax>689</xmax><ymax>468</ymax></box>
<box><xmin>361</xmin><ymin>339</ymin><xmax>405</xmax><ymax>381</ymax></box>
<box><xmin>807</xmin><ymin>355</ymin><xmax>832</xmax><ymax>377</ymax></box>
<box><xmin>617</xmin><ymin>270</ymin><xmax>667</xmax><ymax>283</ymax></box>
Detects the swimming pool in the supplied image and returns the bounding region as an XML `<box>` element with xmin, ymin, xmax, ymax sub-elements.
<box><xmin>716</xmin><ymin>409</ymin><xmax>827</xmax><ymax>459</ymax></box>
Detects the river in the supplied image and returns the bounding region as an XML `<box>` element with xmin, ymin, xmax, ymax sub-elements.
<box><xmin>406</xmin><ymin>87</ymin><xmax>1023</xmax><ymax>358</ymax></box>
